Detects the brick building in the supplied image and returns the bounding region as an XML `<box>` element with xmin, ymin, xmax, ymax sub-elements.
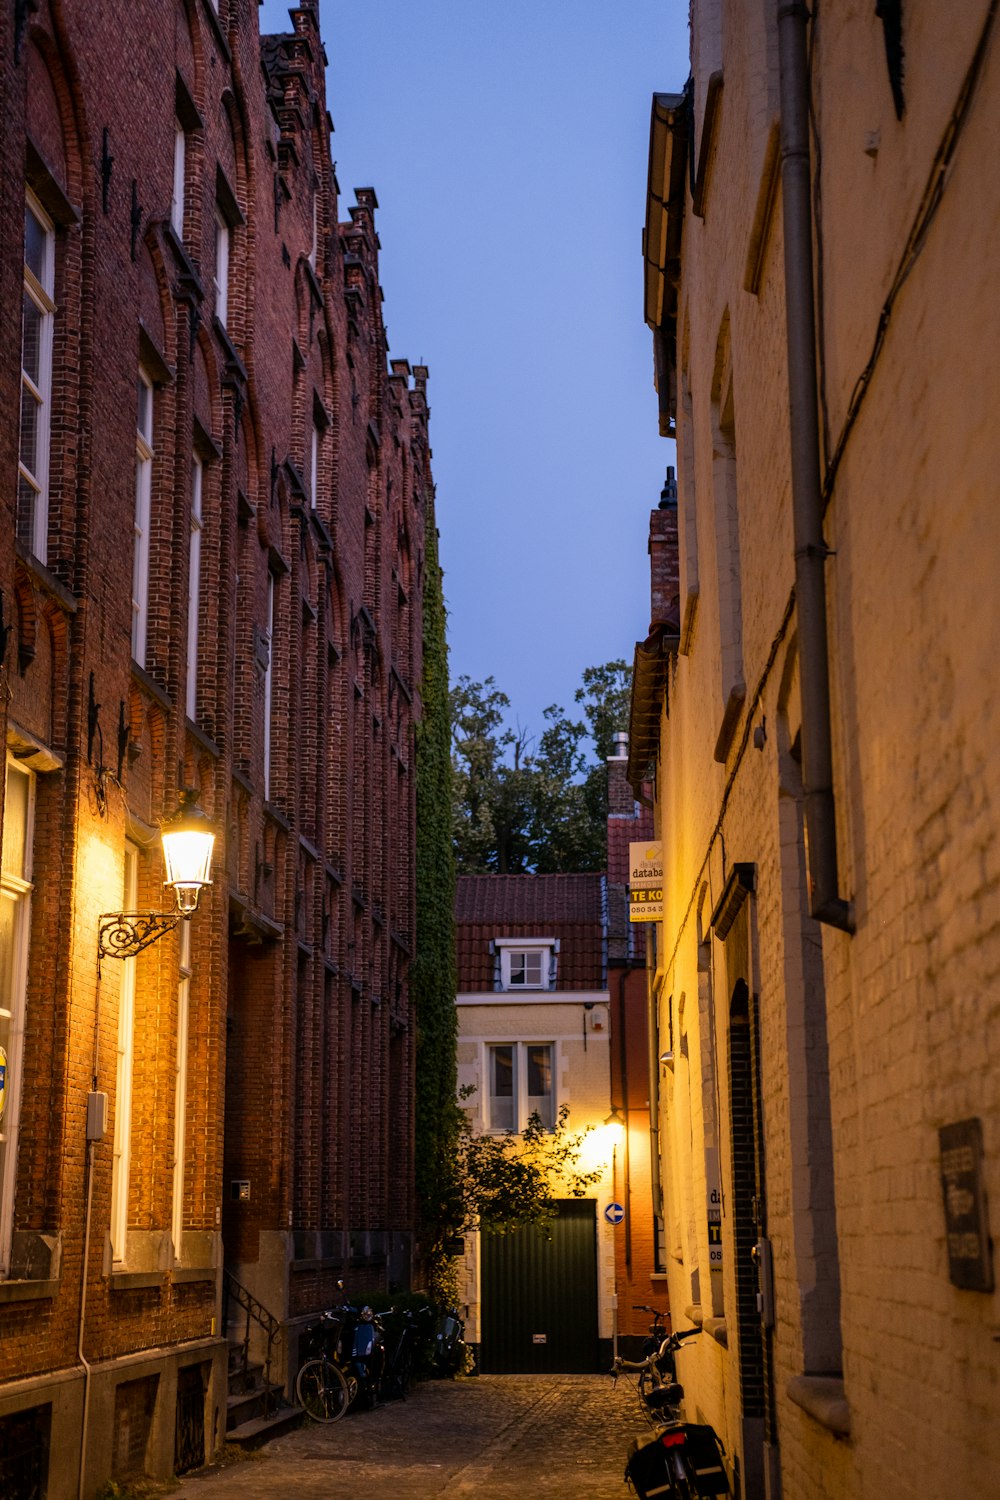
<box><xmin>454</xmin><ymin>872</ymin><xmax>617</xmax><ymax>1371</ymax></box>
<box><xmin>605</xmin><ymin>731</ymin><xmax>665</xmax><ymax>1352</ymax></box>
<box><xmin>0</xmin><ymin>0</ymin><xmax>433</xmax><ymax>1493</ymax></box>
<box><xmin>632</xmin><ymin>2</ymin><xmax>1000</xmax><ymax>1496</ymax></box>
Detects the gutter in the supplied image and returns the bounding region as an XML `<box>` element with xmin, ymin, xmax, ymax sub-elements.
<box><xmin>644</xmin><ymin>91</ymin><xmax>689</xmax><ymax>437</ymax></box>
<box><xmin>776</xmin><ymin>1</ymin><xmax>853</xmax><ymax>932</ymax></box>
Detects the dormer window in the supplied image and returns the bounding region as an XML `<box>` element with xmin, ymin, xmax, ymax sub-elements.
<box><xmin>494</xmin><ymin>937</ymin><xmax>556</xmax><ymax>992</ymax></box>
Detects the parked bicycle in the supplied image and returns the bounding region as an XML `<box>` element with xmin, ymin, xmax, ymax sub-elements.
<box><xmin>613</xmin><ymin>1309</ymin><xmax>730</xmax><ymax>1498</ymax></box>
<box><xmin>295</xmin><ymin>1308</ymin><xmax>353</xmax><ymax>1423</ymax></box>
<box><xmin>296</xmin><ymin>1286</ymin><xmax>386</xmax><ymax>1421</ymax></box>
<box><xmin>380</xmin><ymin>1303</ymin><xmax>432</xmax><ymax>1400</ymax></box>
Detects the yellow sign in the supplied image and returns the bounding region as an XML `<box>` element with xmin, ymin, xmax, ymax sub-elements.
<box><xmin>629</xmin><ymin>841</ymin><xmax>663</xmax><ymax>923</ymax></box>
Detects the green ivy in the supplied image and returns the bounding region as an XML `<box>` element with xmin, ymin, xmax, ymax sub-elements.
<box><xmin>413</xmin><ymin>514</ymin><xmax>459</xmax><ymax>1291</ymax></box>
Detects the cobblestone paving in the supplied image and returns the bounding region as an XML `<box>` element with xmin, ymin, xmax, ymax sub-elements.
<box><xmin>175</xmin><ymin>1374</ymin><xmax>650</xmax><ymax>1499</ymax></box>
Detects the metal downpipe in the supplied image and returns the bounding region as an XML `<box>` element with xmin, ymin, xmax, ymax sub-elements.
<box><xmin>777</xmin><ymin>0</ymin><xmax>853</xmax><ymax>932</ymax></box>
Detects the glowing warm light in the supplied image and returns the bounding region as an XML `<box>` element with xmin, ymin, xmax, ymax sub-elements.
<box><xmin>161</xmin><ymin>795</ymin><xmax>215</xmax><ymax>914</ymax></box>
<box><xmin>579</xmin><ymin>1119</ymin><xmax>625</xmax><ymax>1174</ymax></box>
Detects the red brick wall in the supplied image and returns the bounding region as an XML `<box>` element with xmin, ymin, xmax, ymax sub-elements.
<box><xmin>0</xmin><ymin>0</ymin><xmax>430</xmax><ymax>1397</ymax></box>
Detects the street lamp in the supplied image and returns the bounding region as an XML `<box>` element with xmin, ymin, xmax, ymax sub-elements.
<box><xmin>98</xmin><ymin>791</ymin><xmax>215</xmax><ymax>961</ymax></box>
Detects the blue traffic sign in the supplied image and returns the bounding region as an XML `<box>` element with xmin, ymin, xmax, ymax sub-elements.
<box><xmin>604</xmin><ymin>1201</ymin><xmax>625</xmax><ymax>1225</ymax></box>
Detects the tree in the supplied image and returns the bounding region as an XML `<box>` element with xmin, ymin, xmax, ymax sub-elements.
<box><xmin>440</xmin><ymin>1102</ymin><xmax>602</xmax><ymax>1240</ymax></box>
<box><xmin>450</xmin><ymin>660</ymin><xmax>632</xmax><ymax>875</ymax></box>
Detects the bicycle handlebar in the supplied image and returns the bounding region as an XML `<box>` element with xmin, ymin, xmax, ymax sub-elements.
<box><xmin>612</xmin><ymin>1327</ymin><xmax>702</xmax><ymax>1373</ymax></box>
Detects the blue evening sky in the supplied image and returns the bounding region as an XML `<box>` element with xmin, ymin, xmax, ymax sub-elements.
<box><xmin>260</xmin><ymin>1</ymin><xmax>690</xmax><ymax>739</ymax></box>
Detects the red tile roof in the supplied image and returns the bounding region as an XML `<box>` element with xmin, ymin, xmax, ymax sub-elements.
<box><xmin>455</xmin><ymin>873</ymin><xmax>606</xmax><ymax>992</ymax></box>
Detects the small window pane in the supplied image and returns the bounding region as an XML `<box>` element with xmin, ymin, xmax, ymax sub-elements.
<box><xmin>16</xmin><ymin>474</ymin><xmax>39</xmax><ymax>551</ymax></box>
<box><xmin>21</xmin><ymin>294</ymin><xmax>42</xmax><ymax>383</ymax></box>
<box><xmin>1</xmin><ymin>767</ymin><xmax>30</xmax><ymax>881</ymax></box>
<box><xmin>24</xmin><ymin>204</ymin><xmax>48</xmax><ymax>284</ymax></box>
<box><xmin>526</xmin><ymin>1044</ymin><xmax>554</xmax><ymax>1129</ymax></box>
<box><xmin>489</xmin><ymin>1045</ymin><xmax>515</xmax><ymax>1131</ymax></box>
<box><xmin>18</xmin><ymin>386</ymin><xmax>40</xmax><ymax>475</ymax></box>
<box><xmin>136</xmin><ymin>378</ymin><xmax>152</xmax><ymax>444</ymax></box>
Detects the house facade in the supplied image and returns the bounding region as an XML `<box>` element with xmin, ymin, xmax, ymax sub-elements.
<box><xmin>0</xmin><ymin>1</ymin><xmax>433</xmax><ymax>1493</ymax></box>
<box><xmin>634</xmin><ymin>3</ymin><xmax>1000</xmax><ymax>1497</ymax></box>
<box><xmin>454</xmin><ymin>873</ymin><xmax>619</xmax><ymax>1372</ymax></box>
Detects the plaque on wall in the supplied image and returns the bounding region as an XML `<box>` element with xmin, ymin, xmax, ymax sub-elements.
<box><xmin>939</xmin><ymin>1117</ymin><xmax>993</xmax><ymax>1292</ymax></box>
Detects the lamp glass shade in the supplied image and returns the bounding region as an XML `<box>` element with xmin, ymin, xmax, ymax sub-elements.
<box><xmin>161</xmin><ymin>799</ymin><xmax>215</xmax><ymax>913</ymax></box>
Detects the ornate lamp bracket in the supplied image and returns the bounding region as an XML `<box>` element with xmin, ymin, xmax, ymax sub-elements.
<box><xmin>98</xmin><ymin>911</ymin><xmax>181</xmax><ymax>962</ymax></box>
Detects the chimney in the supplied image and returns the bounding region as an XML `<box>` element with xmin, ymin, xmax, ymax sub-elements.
<box><xmin>649</xmin><ymin>465</ymin><xmax>680</xmax><ymax>635</ymax></box>
<box><xmin>607</xmin><ymin>732</ymin><xmax>636</xmax><ymax>818</ymax></box>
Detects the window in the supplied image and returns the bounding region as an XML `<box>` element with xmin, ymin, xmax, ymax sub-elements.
<box><xmin>0</xmin><ymin>760</ymin><xmax>34</xmax><ymax>1274</ymax></box>
<box><xmin>18</xmin><ymin>194</ymin><xmax>55</xmax><ymax>561</ymax></box>
<box><xmin>171</xmin><ymin>919</ymin><xmax>191</xmax><ymax>1256</ymax></box>
<box><xmin>309</xmin><ymin>420</ymin><xmax>320</xmax><ymax>510</ymax></box>
<box><xmin>263</xmin><ymin>572</ymin><xmax>274</xmax><ymax>798</ymax></box>
<box><xmin>186</xmin><ymin>454</ymin><xmax>203</xmax><ymax>720</ymax></box>
<box><xmin>171</xmin><ymin>120</ymin><xmax>186</xmax><ymax>238</ymax></box>
<box><xmin>110</xmin><ymin>845</ymin><xmax>138</xmax><ymax>1263</ymax></box>
<box><xmin>131</xmin><ymin>371</ymin><xmax>154</xmax><ymax>665</ymax></box>
<box><xmin>488</xmin><ymin>1042</ymin><xmax>555</xmax><ymax>1131</ymax></box>
<box><xmin>213</xmin><ymin>208</ymin><xmax>229</xmax><ymax>327</ymax></box>
<box><xmin>495</xmin><ymin>938</ymin><xmax>555</xmax><ymax>991</ymax></box>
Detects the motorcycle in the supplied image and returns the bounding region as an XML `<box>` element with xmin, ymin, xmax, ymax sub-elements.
<box><xmin>431</xmin><ymin>1306</ymin><xmax>468</xmax><ymax>1377</ymax></box>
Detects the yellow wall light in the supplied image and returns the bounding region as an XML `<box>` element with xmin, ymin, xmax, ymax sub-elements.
<box><xmin>98</xmin><ymin>791</ymin><xmax>215</xmax><ymax>962</ymax></box>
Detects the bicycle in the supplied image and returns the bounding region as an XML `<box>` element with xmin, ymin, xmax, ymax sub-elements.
<box><xmin>612</xmin><ymin>1314</ymin><xmax>730</xmax><ymax>1498</ymax></box>
<box><xmin>295</xmin><ymin>1310</ymin><xmax>354</xmax><ymax>1423</ymax></box>
<box><xmin>381</xmin><ymin>1304</ymin><xmax>431</xmax><ymax>1400</ymax></box>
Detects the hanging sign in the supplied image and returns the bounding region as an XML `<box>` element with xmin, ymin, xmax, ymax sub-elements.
<box><xmin>939</xmin><ymin>1118</ymin><xmax>993</xmax><ymax>1292</ymax></box>
<box><xmin>708</xmin><ymin>1188</ymin><xmax>722</xmax><ymax>1266</ymax></box>
<box><xmin>629</xmin><ymin>842</ymin><xmax>663</xmax><ymax>923</ymax></box>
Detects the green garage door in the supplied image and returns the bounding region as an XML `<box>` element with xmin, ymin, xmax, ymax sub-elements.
<box><xmin>481</xmin><ymin>1199</ymin><xmax>599</xmax><ymax>1373</ymax></box>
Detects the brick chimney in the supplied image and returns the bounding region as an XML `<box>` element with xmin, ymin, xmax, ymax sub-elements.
<box><xmin>607</xmin><ymin>731</ymin><xmax>635</xmax><ymax>818</ymax></box>
<box><xmin>649</xmin><ymin>465</ymin><xmax>680</xmax><ymax>634</ymax></box>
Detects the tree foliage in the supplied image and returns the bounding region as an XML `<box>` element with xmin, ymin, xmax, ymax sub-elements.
<box><xmin>440</xmin><ymin>1103</ymin><xmax>601</xmax><ymax>1239</ymax></box>
<box><xmin>451</xmin><ymin>660</ymin><xmax>632</xmax><ymax>874</ymax></box>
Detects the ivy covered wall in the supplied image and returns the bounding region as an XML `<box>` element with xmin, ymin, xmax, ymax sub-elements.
<box><xmin>413</xmin><ymin>513</ymin><xmax>459</xmax><ymax>1277</ymax></box>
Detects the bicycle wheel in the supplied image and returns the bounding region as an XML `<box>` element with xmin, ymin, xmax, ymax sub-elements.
<box><xmin>296</xmin><ymin>1356</ymin><xmax>350</xmax><ymax>1422</ymax></box>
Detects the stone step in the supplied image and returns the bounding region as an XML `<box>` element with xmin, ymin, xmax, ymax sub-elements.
<box><xmin>226</xmin><ymin>1382</ymin><xmax>284</xmax><ymax>1429</ymax></box>
<box><xmin>226</xmin><ymin>1403</ymin><xmax>304</xmax><ymax>1450</ymax></box>
<box><xmin>227</xmin><ymin>1357</ymin><xmax>267</xmax><ymax>1398</ymax></box>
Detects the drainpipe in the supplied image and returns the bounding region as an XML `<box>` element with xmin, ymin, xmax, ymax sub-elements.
<box><xmin>777</xmin><ymin>0</ymin><xmax>853</xmax><ymax>933</ymax></box>
<box><xmin>648</xmin><ymin>961</ymin><xmax>665</xmax><ymax>1241</ymax></box>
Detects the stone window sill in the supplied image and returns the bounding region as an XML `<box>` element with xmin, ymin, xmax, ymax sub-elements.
<box><xmin>703</xmin><ymin>1317</ymin><xmax>728</xmax><ymax>1348</ymax></box>
<box><xmin>787</xmin><ymin>1375</ymin><xmax>851</xmax><ymax>1437</ymax></box>
<box><xmin>0</xmin><ymin>1277</ymin><xmax>59</xmax><ymax>1304</ymax></box>
<box><xmin>172</xmin><ymin>1267</ymin><xmax>216</xmax><ymax>1285</ymax></box>
<box><xmin>110</xmin><ymin>1270</ymin><xmax>168</xmax><ymax>1291</ymax></box>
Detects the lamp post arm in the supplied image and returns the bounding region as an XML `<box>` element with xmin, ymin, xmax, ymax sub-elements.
<box><xmin>98</xmin><ymin>911</ymin><xmax>180</xmax><ymax>962</ymax></box>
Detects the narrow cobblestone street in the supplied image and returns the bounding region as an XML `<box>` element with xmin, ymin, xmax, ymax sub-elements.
<box><xmin>174</xmin><ymin>1375</ymin><xmax>647</xmax><ymax>1499</ymax></box>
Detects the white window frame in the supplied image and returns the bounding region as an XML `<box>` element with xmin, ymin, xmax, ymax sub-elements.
<box><xmin>171</xmin><ymin>918</ymin><xmax>191</xmax><ymax>1257</ymax></box>
<box><xmin>214</xmin><ymin>208</ymin><xmax>229</xmax><ymax>327</ymax></box>
<box><xmin>186</xmin><ymin>454</ymin><xmax>203</xmax><ymax>721</ymax></box>
<box><xmin>171</xmin><ymin>120</ymin><xmax>186</xmax><ymax>238</ymax></box>
<box><xmin>18</xmin><ymin>192</ymin><xmax>55</xmax><ymax>563</ymax></box>
<box><xmin>495</xmin><ymin>937</ymin><xmax>555</xmax><ymax>991</ymax></box>
<box><xmin>263</xmin><ymin>572</ymin><xmax>274</xmax><ymax>799</ymax></box>
<box><xmin>0</xmin><ymin>759</ymin><xmax>35</xmax><ymax>1276</ymax></box>
<box><xmin>111</xmin><ymin>845</ymin><xmax>139</xmax><ymax>1264</ymax></box>
<box><xmin>132</xmin><ymin>370</ymin><xmax>154</xmax><ymax>665</ymax></box>
<box><xmin>486</xmin><ymin>1041</ymin><xmax>556</xmax><ymax>1133</ymax></box>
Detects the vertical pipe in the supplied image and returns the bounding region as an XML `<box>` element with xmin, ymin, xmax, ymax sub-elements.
<box><xmin>777</xmin><ymin>0</ymin><xmax>853</xmax><ymax>932</ymax></box>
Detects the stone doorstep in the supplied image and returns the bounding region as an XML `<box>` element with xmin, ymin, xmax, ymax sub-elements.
<box><xmin>225</xmin><ymin>1403</ymin><xmax>304</xmax><ymax>1449</ymax></box>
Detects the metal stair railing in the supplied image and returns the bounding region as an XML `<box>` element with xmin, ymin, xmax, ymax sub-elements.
<box><xmin>223</xmin><ymin>1269</ymin><xmax>283</xmax><ymax>1420</ymax></box>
